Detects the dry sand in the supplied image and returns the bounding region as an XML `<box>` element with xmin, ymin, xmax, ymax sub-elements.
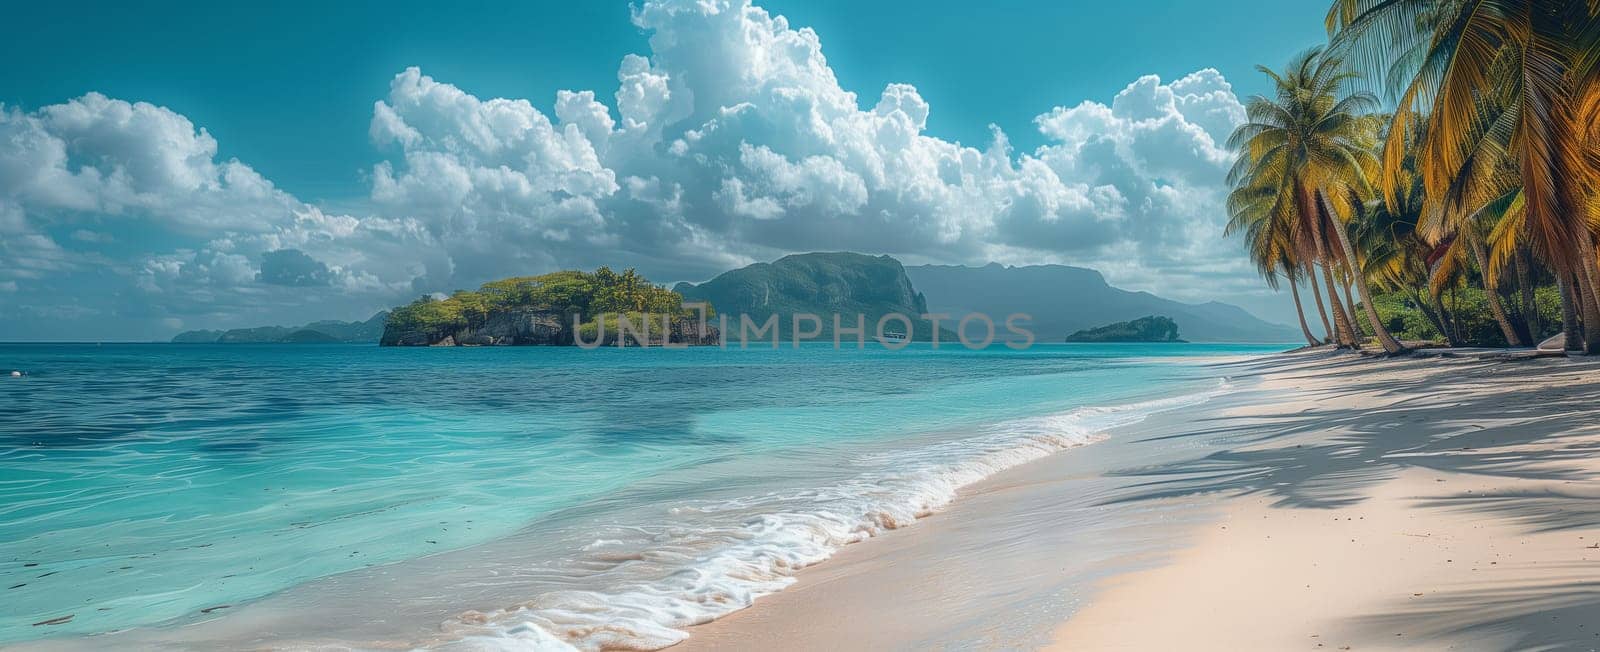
<box><xmin>682</xmin><ymin>350</ymin><xmax>1600</xmax><ymax>651</ymax></box>
<box><xmin>1051</xmin><ymin>351</ymin><xmax>1600</xmax><ymax>651</ymax></box>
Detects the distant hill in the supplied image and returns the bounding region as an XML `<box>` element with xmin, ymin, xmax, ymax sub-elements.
<box><xmin>173</xmin><ymin>312</ymin><xmax>389</xmax><ymax>344</ymax></box>
<box><xmin>675</xmin><ymin>252</ymin><xmax>954</xmax><ymax>342</ymax></box>
<box><xmin>1066</xmin><ymin>316</ymin><xmax>1185</xmax><ymax>343</ymax></box>
<box><xmin>905</xmin><ymin>263</ymin><xmax>1297</xmax><ymax>343</ymax></box>
<box><xmin>281</xmin><ymin>329</ymin><xmax>343</xmax><ymax>343</ymax></box>
<box><xmin>171</xmin><ymin>330</ymin><xmax>225</xmax><ymax>343</ymax></box>
<box><xmin>380</xmin><ymin>269</ymin><xmax>716</xmax><ymax>347</ymax></box>
<box><xmin>179</xmin><ymin>258</ymin><xmax>1293</xmax><ymax>346</ymax></box>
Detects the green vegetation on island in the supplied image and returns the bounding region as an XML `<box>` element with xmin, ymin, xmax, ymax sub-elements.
<box><xmin>1065</xmin><ymin>316</ymin><xmax>1185</xmax><ymax>343</ymax></box>
<box><xmin>382</xmin><ymin>267</ymin><xmax>717</xmax><ymax>346</ymax></box>
<box><xmin>173</xmin><ymin>253</ymin><xmax>1310</xmax><ymax>346</ymax></box>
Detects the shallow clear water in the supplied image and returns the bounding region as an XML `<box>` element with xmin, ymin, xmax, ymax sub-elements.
<box><xmin>0</xmin><ymin>342</ymin><xmax>1283</xmax><ymax>647</ymax></box>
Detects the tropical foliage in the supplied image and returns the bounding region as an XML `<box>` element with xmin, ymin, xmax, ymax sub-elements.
<box><xmin>1228</xmin><ymin>1</ymin><xmax>1600</xmax><ymax>353</ymax></box>
<box><xmin>386</xmin><ymin>267</ymin><xmax>695</xmax><ymax>335</ymax></box>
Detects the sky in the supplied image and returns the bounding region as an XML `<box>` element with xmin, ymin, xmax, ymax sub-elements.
<box><xmin>0</xmin><ymin>0</ymin><xmax>1330</xmax><ymax>340</ymax></box>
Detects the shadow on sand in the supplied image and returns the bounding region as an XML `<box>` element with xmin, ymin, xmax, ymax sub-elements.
<box><xmin>1098</xmin><ymin>350</ymin><xmax>1600</xmax><ymax>648</ymax></box>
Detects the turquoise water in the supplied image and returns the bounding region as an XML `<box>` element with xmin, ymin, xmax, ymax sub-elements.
<box><xmin>0</xmin><ymin>342</ymin><xmax>1282</xmax><ymax>647</ymax></box>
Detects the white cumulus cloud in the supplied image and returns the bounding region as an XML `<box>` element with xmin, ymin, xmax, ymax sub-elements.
<box><xmin>0</xmin><ymin>0</ymin><xmax>1277</xmax><ymax>340</ymax></box>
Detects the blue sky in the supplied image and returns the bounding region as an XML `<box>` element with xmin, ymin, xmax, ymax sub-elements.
<box><xmin>0</xmin><ymin>0</ymin><xmax>1330</xmax><ymax>340</ymax></box>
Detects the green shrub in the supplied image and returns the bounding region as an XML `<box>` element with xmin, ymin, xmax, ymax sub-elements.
<box><xmin>1354</xmin><ymin>284</ymin><xmax>1564</xmax><ymax>347</ymax></box>
<box><xmin>386</xmin><ymin>268</ymin><xmax>698</xmax><ymax>335</ymax></box>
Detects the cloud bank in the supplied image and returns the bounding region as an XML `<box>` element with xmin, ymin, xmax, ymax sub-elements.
<box><xmin>0</xmin><ymin>0</ymin><xmax>1265</xmax><ymax>339</ymax></box>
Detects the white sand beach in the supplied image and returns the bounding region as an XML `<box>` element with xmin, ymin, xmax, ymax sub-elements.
<box><xmin>20</xmin><ymin>349</ymin><xmax>1600</xmax><ymax>651</ymax></box>
<box><xmin>681</xmin><ymin>350</ymin><xmax>1600</xmax><ymax>651</ymax></box>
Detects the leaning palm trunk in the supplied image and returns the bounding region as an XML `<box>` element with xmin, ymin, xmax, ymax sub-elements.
<box><xmin>1321</xmin><ymin>261</ymin><xmax>1357</xmax><ymax>347</ymax></box>
<box><xmin>1288</xmin><ymin>278</ymin><xmax>1321</xmax><ymax>346</ymax></box>
<box><xmin>1560</xmin><ymin>275</ymin><xmax>1581</xmax><ymax>351</ymax></box>
<box><xmin>1467</xmin><ymin>238</ymin><xmax>1525</xmax><ymax>347</ymax></box>
<box><xmin>1310</xmin><ymin>222</ymin><xmax>1359</xmax><ymax>347</ymax></box>
<box><xmin>1306</xmin><ymin>263</ymin><xmax>1333</xmax><ymax>341</ymax></box>
<box><xmin>1326</xmin><ymin>203</ymin><xmax>1404</xmax><ymax>354</ymax></box>
<box><xmin>1341</xmin><ymin>275</ymin><xmax>1357</xmax><ymax>326</ymax></box>
<box><xmin>1412</xmin><ymin>290</ymin><xmax>1452</xmax><ymax>345</ymax></box>
<box><xmin>1322</xmin><ymin>262</ymin><xmax>1357</xmax><ymax>347</ymax></box>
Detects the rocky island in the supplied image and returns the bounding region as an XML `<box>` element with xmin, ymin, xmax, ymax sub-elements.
<box><xmin>674</xmin><ymin>252</ymin><xmax>955</xmax><ymax>342</ymax></box>
<box><xmin>380</xmin><ymin>268</ymin><xmax>719</xmax><ymax>347</ymax></box>
<box><xmin>1064</xmin><ymin>315</ymin><xmax>1185</xmax><ymax>343</ymax></box>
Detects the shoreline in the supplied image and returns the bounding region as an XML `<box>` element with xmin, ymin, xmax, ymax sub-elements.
<box><xmin>676</xmin><ymin>350</ymin><xmax>1600</xmax><ymax>651</ymax></box>
<box><xmin>29</xmin><ymin>347</ymin><xmax>1594</xmax><ymax>650</ymax></box>
<box><xmin>675</xmin><ymin>353</ymin><xmax>1276</xmax><ymax>649</ymax></box>
<box><xmin>8</xmin><ymin>348</ymin><xmax>1254</xmax><ymax>650</ymax></box>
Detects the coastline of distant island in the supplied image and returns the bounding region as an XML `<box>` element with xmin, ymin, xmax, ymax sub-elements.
<box><xmin>170</xmin><ymin>253</ymin><xmax>1296</xmax><ymax>346</ymax></box>
<box><xmin>1064</xmin><ymin>315</ymin><xmax>1186</xmax><ymax>343</ymax></box>
<box><xmin>172</xmin><ymin>313</ymin><xmax>389</xmax><ymax>344</ymax></box>
<box><xmin>379</xmin><ymin>268</ymin><xmax>718</xmax><ymax>347</ymax></box>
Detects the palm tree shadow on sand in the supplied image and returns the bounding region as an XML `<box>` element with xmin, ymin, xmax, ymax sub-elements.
<box><xmin>1094</xmin><ymin>351</ymin><xmax>1600</xmax><ymax>646</ymax></box>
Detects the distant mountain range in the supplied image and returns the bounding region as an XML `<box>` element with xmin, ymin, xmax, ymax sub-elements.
<box><xmin>905</xmin><ymin>263</ymin><xmax>1297</xmax><ymax>343</ymax></box>
<box><xmin>172</xmin><ymin>313</ymin><xmax>389</xmax><ymax>344</ymax></box>
<box><xmin>674</xmin><ymin>252</ymin><xmax>954</xmax><ymax>341</ymax></box>
<box><xmin>172</xmin><ymin>255</ymin><xmax>1295</xmax><ymax>345</ymax></box>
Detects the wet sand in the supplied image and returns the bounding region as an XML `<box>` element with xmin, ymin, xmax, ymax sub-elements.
<box><xmin>683</xmin><ymin>350</ymin><xmax>1600</xmax><ymax>651</ymax></box>
<box><xmin>26</xmin><ymin>349</ymin><xmax>1600</xmax><ymax>651</ymax></box>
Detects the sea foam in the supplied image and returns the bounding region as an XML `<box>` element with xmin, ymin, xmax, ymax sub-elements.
<box><xmin>439</xmin><ymin>380</ymin><xmax>1230</xmax><ymax>651</ymax></box>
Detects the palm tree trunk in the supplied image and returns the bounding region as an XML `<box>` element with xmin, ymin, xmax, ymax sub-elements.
<box><xmin>1322</xmin><ymin>259</ymin><xmax>1357</xmax><ymax>347</ymax></box>
<box><xmin>1577</xmin><ymin>265</ymin><xmax>1600</xmax><ymax>355</ymax></box>
<box><xmin>1306</xmin><ymin>263</ymin><xmax>1332</xmax><ymax>342</ymax></box>
<box><xmin>1412</xmin><ymin>290</ymin><xmax>1449</xmax><ymax>345</ymax></box>
<box><xmin>1311</xmin><ymin>223</ymin><xmax>1358</xmax><ymax>348</ymax></box>
<box><xmin>1576</xmin><ymin>233</ymin><xmax>1600</xmax><ymax>346</ymax></box>
<box><xmin>1576</xmin><ymin>271</ymin><xmax>1591</xmax><ymax>337</ymax></box>
<box><xmin>1288</xmin><ymin>277</ymin><xmax>1320</xmax><ymax>347</ymax></box>
<box><xmin>1560</xmin><ymin>275</ymin><xmax>1581</xmax><ymax>351</ymax></box>
<box><xmin>1341</xmin><ymin>273</ymin><xmax>1357</xmax><ymax>326</ymax></box>
<box><xmin>1572</xmin><ymin>233</ymin><xmax>1600</xmax><ymax>353</ymax></box>
<box><xmin>1514</xmin><ymin>247</ymin><xmax>1539</xmax><ymax>339</ymax></box>
<box><xmin>1450</xmin><ymin>286</ymin><xmax>1466</xmax><ymax>343</ymax></box>
<box><xmin>1574</xmin><ymin>273</ymin><xmax>1600</xmax><ymax>354</ymax></box>
<box><xmin>1467</xmin><ymin>237</ymin><xmax>1524</xmax><ymax>347</ymax></box>
<box><xmin>1325</xmin><ymin>198</ymin><xmax>1404</xmax><ymax>354</ymax></box>
<box><xmin>1433</xmin><ymin>292</ymin><xmax>1462</xmax><ymax>346</ymax></box>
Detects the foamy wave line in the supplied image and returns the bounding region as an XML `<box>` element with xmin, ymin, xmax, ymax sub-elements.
<box><xmin>442</xmin><ymin>379</ymin><xmax>1231</xmax><ymax>651</ymax></box>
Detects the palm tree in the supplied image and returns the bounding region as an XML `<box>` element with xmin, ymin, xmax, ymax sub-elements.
<box><xmin>1305</xmin><ymin>259</ymin><xmax>1335</xmax><ymax>340</ymax></box>
<box><xmin>1456</xmin><ymin>195</ymin><xmax>1528</xmax><ymax>346</ymax></box>
<box><xmin>1328</xmin><ymin>0</ymin><xmax>1600</xmax><ymax>351</ymax></box>
<box><xmin>1560</xmin><ymin>275</ymin><xmax>1583</xmax><ymax>350</ymax></box>
<box><xmin>1227</xmin><ymin>182</ymin><xmax>1324</xmax><ymax>347</ymax></box>
<box><xmin>1228</xmin><ymin>47</ymin><xmax>1408</xmax><ymax>354</ymax></box>
<box><xmin>1409</xmin><ymin>109</ymin><xmax>1530</xmax><ymax>347</ymax></box>
<box><xmin>1513</xmin><ymin>247</ymin><xmax>1541</xmax><ymax>342</ymax></box>
<box><xmin>1352</xmin><ymin>157</ymin><xmax>1463</xmax><ymax>345</ymax></box>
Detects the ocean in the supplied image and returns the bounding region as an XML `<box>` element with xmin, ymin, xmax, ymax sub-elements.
<box><xmin>0</xmin><ymin>342</ymin><xmax>1282</xmax><ymax>648</ymax></box>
